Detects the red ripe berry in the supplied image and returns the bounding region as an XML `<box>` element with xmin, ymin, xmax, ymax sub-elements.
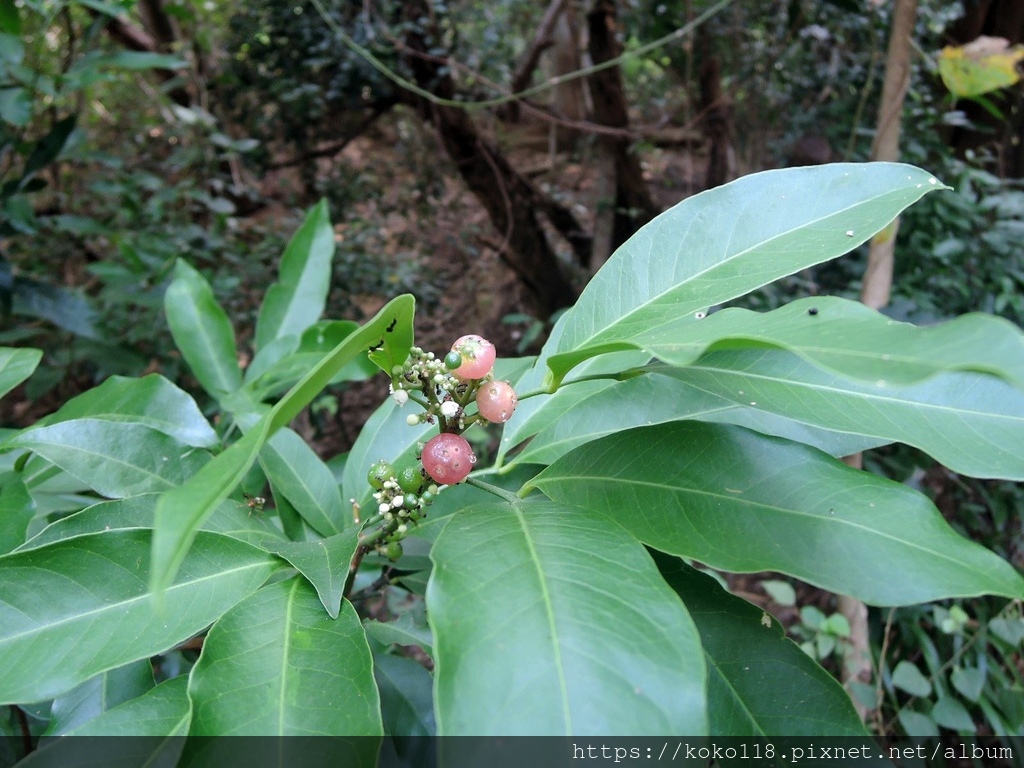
<box><xmin>475</xmin><ymin>380</ymin><xmax>517</xmax><ymax>423</ymax></box>
<box><xmin>421</xmin><ymin>433</ymin><xmax>476</xmax><ymax>485</ymax></box>
<box><xmin>450</xmin><ymin>335</ymin><xmax>496</xmax><ymax>381</ymax></box>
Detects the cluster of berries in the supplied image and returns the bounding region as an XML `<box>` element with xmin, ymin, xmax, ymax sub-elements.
<box><xmin>365</xmin><ymin>335</ymin><xmax>518</xmax><ymax>559</ymax></box>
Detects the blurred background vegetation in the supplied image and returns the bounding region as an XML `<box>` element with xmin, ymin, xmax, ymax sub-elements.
<box><xmin>1</xmin><ymin>0</ymin><xmax>1022</xmax><ymax>741</ymax></box>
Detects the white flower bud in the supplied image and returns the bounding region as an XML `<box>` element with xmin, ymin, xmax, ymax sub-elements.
<box><xmin>406</xmin><ymin>413</ymin><xmax>420</xmax><ymax>426</ymax></box>
<box><xmin>378</xmin><ymin>502</ymin><xmax>390</xmax><ymax>514</ymax></box>
<box><xmin>393</xmin><ymin>388</ymin><xmax>409</xmax><ymax>406</ymax></box>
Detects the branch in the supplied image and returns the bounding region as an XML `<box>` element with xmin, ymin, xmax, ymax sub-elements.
<box><xmin>505</xmin><ymin>0</ymin><xmax>571</xmax><ymax>120</ymax></box>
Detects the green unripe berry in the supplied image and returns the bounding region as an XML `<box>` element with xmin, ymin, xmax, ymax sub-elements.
<box><xmin>384</xmin><ymin>541</ymin><xmax>403</xmax><ymax>561</ymax></box>
<box><xmin>398</xmin><ymin>466</ymin><xmax>425</xmax><ymax>493</ymax></box>
<box><xmin>421</xmin><ymin>491</ymin><xmax>434</xmax><ymax>504</ymax></box>
<box><xmin>367</xmin><ymin>459</ymin><xmax>395</xmax><ymax>490</ymax></box>
<box><xmin>444</xmin><ymin>351</ymin><xmax>463</xmax><ymax>370</ymax></box>
<box><xmin>403</xmin><ymin>493</ymin><xmax>418</xmax><ymax>510</ymax></box>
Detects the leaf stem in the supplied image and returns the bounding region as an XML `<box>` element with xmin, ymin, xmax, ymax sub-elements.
<box><xmin>517</xmin><ymin>368</ymin><xmax>648</xmax><ymax>401</ymax></box>
<box><xmin>466</xmin><ymin>476</ymin><xmax>520</xmax><ymax>505</ymax></box>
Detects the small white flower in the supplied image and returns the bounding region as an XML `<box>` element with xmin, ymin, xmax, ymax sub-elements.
<box><xmin>393</xmin><ymin>389</ymin><xmax>409</xmax><ymax>406</ymax></box>
<box><xmin>440</xmin><ymin>401</ymin><xmax>459</xmax><ymax>418</ymax></box>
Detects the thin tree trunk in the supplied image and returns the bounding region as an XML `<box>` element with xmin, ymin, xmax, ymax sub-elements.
<box><xmin>506</xmin><ymin>0</ymin><xmax>570</xmax><ymax>121</ymax></box>
<box><xmin>844</xmin><ymin>0</ymin><xmax>920</xmax><ymax>725</ymax></box>
<box><xmin>400</xmin><ymin>0</ymin><xmax>579</xmax><ymax>316</ymax></box>
<box><xmin>586</xmin><ymin>0</ymin><xmax>659</xmax><ymax>270</ymax></box>
<box><xmin>862</xmin><ymin>0</ymin><xmax>918</xmax><ymax>310</ymax></box>
<box><xmin>698</xmin><ymin>26</ymin><xmax>730</xmax><ymax>189</ymax></box>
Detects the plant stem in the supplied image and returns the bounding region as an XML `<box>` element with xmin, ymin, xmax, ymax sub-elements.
<box><xmin>466</xmin><ymin>476</ymin><xmax>520</xmax><ymax>505</ymax></box>
<box><xmin>517</xmin><ymin>368</ymin><xmax>648</xmax><ymax>401</ymax></box>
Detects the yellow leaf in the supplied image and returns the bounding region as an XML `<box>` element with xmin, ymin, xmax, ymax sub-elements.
<box><xmin>937</xmin><ymin>36</ymin><xmax>1024</xmax><ymax>99</ymax></box>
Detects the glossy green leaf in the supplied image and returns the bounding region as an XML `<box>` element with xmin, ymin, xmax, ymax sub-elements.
<box><xmin>497</xmin><ymin>345</ymin><xmax>649</xmax><ymax>465</ymax></box>
<box><xmin>0</xmin><ymin>346</ymin><xmax>41</xmax><ymax>401</ymax></box>
<box><xmin>259</xmin><ymin>529</ymin><xmax>359</xmax><ymax>618</ymax></box>
<box><xmin>545</xmin><ymin>163</ymin><xmax>947</xmax><ymax>383</ymax></box>
<box><xmin>14</xmin><ymin>680</ymin><xmax>189</xmax><ymax>768</ymax></box>
<box><xmin>363</xmin><ymin>615</ymin><xmax>434</xmax><ymax>657</ymax></box>
<box><xmin>373</xmin><ymin>652</ymin><xmax>436</xmax><ymax>739</ymax></box>
<box><xmin>164</xmin><ymin>259</ymin><xmax>242</xmax><ymax>398</ymax></box>
<box><xmin>0</xmin><ymin>530</ymin><xmax>279</xmax><ymax>704</ymax></box>
<box><xmin>245</xmin><ymin>321</ymin><xmax>374</xmax><ymax>400</ymax></box>
<box><xmin>659</xmin><ymin>348</ymin><xmax>1024</xmax><ymax>480</ymax></box>
<box><xmin>18</xmin><ymin>494</ymin><xmax>283</xmax><ymax>553</ymax></box>
<box><xmin>428</xmin><ymin>499</ymin><xmax>706</xmax><ymax>735</ymax></box>
<box><xmin>644</xmin><ymin>296</ymin><xmax>1024</xmax><ymax>389</ymax></box>
<box><xmin>2</xmin><ymin>419</ymin><xmax>208</xmax><ymax>498</ymax></box>
<box><xmin>44</xmin><ymin>660</ymin><xmax>154</xmax><ymax>735</ymax></box>
<box><xmin>529</xmin><ymin>423</ymin><xmax>1024</xmax><ymax>606</ymax></box>
<box><xmin>33</xmin><ymin>374</ymin><xmax>217</xmax><ymax>448</ymax></box>
<box><xmin>151</xmin><ymin>295</ymin><xmax>414</xmax><ymax>599</ymax></box>
<box><xmin>255</xmin><ymin>199</ymin><xmax>335</xmax><ymax>350</ymax></box>
<box><xmin>0</xmin><ymin>471</ymin><xmax>34</xmax><ymax>554</ymax></box>
<box><xmin>259</xmin><ymin>428</ymin><xmax>346</xmax><ymax>537</ymax></box>
<box><xmin>94</xmin><ymin>51</ymin><xmax>187</xmax><ymax>70</ymax></box>
<box><xmin>654</xmin><ymin>554</ymin><xmax>867</xmax><ymax>736</ymax></box>
<box><xmin>188</xmin><ymin>577</ymin><xmax>383</xmax><ymax>737</ymax></box>
<box><xmin>511</xmin><ymin>371</ymin><xmax>882</xmax><ymax>466</ymax></box>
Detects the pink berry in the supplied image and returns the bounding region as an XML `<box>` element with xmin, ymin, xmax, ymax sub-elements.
<box><xmin>421</xmin><ymin>433</ymin><xmax>476</xmax><ymax>485</ymax></box>
<box><xmin>476</xmin><ymin>380</ymin><xmax>517</xmax><ymax>423</ymax></box>
<box><xmin>450</xmin><ymin>335</ymin><xmax>496</xmax><ymax>381</ymax></box>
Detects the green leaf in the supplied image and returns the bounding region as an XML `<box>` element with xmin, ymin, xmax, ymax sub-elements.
<box><xmin>93</xmin><ymin>51</ymin><xmax>187</xmax><ymax>70</ymax></box>
<box><xmin>373</xmin><ymin>652</ymin><xmax>436</xmax><ymax>739</ymax></box>
<box><xmin>0</xmin><ymin>347</ymin><xmax>41</xmax><ymax>401</ymax></box>
<box><xmin>0</xmin><ymin>471</ymin><xmax>34</xmax><ymax>554</ymax></box>
<box><xmin>511</xmin><ymin>371</ymin><xmax>881</xmax><ymax>466</ymax></box>
<box><xmin>0</xmin><ymin>530</ymin><xmax>279</xmax><ymax>704</ymax></box>
<box><xmin>259</xmin><ymin>428</ymin><xmax>346</xmax><ymax>537</ymax></box>
<box><xmin>188</xmin><ymin>578</ymin><xmax>383</xmax><ymax>737</ymax></box>
<box><xmin>891</xmin><ymin>661</ymin><xmax>932</xmax><ymax>697</ymax></box>
<box><xmin>2</xmin><ymin>419</ymin><xmax>208</xmax><ymax>498</ymax></box>
<box><xmin>898</xmin><ymin>709</ymin><xmax>938</xmax><ymax>737</ymax></box>
<box><xmin>151</xmin><ymin>295</ymin><xmax>414</xmax><ymax>600</ymax></box>
<box><xmin>642</xmin><ymin>297</ymin><xmax>1024</xmax><ymax>389</ymax></box>
<box><xmin>529</xmin><ymin>423</ymin><xmax>1024</xmax><ymax>606</ymax></box>
<box><xmin>544</xmin><ymin>163</ymin><xmax>947</xmax><ymax>383</ymax></box>
<box><xmin>932</xmin><ymin>695</ymin><xmax>976</xmax><ymax>732</ymax></box>
<box><xmin>363</xmin><ymin>615</ymin><xmax>433</xmax><ymax>656</ymax></box>
<box><xmin>14</xmin><ymin>680</ymin><xmax>189</xmax><ymax>767</ymax></box>
<box><xmin>259</xmin><ymin>529</ymin><xmax>359</xmax><ymax>618</ymax></box>
<box><xmin>44</xmin><ymin>660</ymin><xmax>153</xmax><ymax>735</ymax></box>
<box><xmin>951</xmin><ymin>666</ymin><xmax>986</xmax><ymax>702</ymax></box>
<box><xmin>659</xmin><ymin>349</ymin><xmax>1024</xmax><ymax>481</ymax></box>
<box><xmin>428</xmin><ymin>499</ymin><xmax>706</xmax><ymax>735</ymax></box>
<box><xmin>33</xmin><ymin>374</ymin><xmax>217</xmax><ymax>448</ymax></box>
<box><xmin>654</xmin><ymin>555</ymin><xmax>867</xmax><ymax>736</ymax></box>
<box><xmin>255</xmin><ymin>200</ymin><xmax>335</xmax><ymax>350</ymax></box>
<box><xmin>0</xmin><ymin>86</ymin><xmax>32</xmax><ymax>126</ymax></box>
<box><xmin>18</xmin><ymin>494</ymin><xmax>283</xmax><ymax>553</ymax></box>
<box><xmin>0</xmin><ymin>0</ymin><xmax>20</xmax><ymax>35</ymax></box>
<box><xmin>22</xmin><ymin>116</ymin><xmax>76</xmax><ymax>183</ymax></box>
<box><xmin>245</xmin><ymin>321</ymin><xmax>374</xmax><ymax>400</ymax></box>
<box><xmin>164</xmin><ymin>259</ymin><xmax>242</xmax><ymax>399</ymax></box>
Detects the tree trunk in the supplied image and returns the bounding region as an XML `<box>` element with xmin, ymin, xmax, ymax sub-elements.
<box><xmin>400</xmin><ymin>0</ymin><xmax>579</xmax><ymax>316</ymax></box>
<box><xmin>843</xmin><ymin>0</ymin><xmax>920</xmax><ymax>726</ymax></box>
<box><xmin>506</xmin><ymin>0</ymin><xmax>569</xmax><ymax>122</ymax></box>
<box><xmin>546</xmin><ymin>3</ymin><xmax>587</xmax><ymax>149</ymax></box>
<box><xmin>697</xmin><ymin>26</ymin><xmax>731</xmax><ymax>189</ymax></box>
<box><xmin>586</xmin><ymin>0</ymin><xmax>659</xmax><ymax>269</ymax></box>
<box><xmin>862</xmin><ymin>0</ymin><xmax>918</xmax><ymax>310</ymax></box>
